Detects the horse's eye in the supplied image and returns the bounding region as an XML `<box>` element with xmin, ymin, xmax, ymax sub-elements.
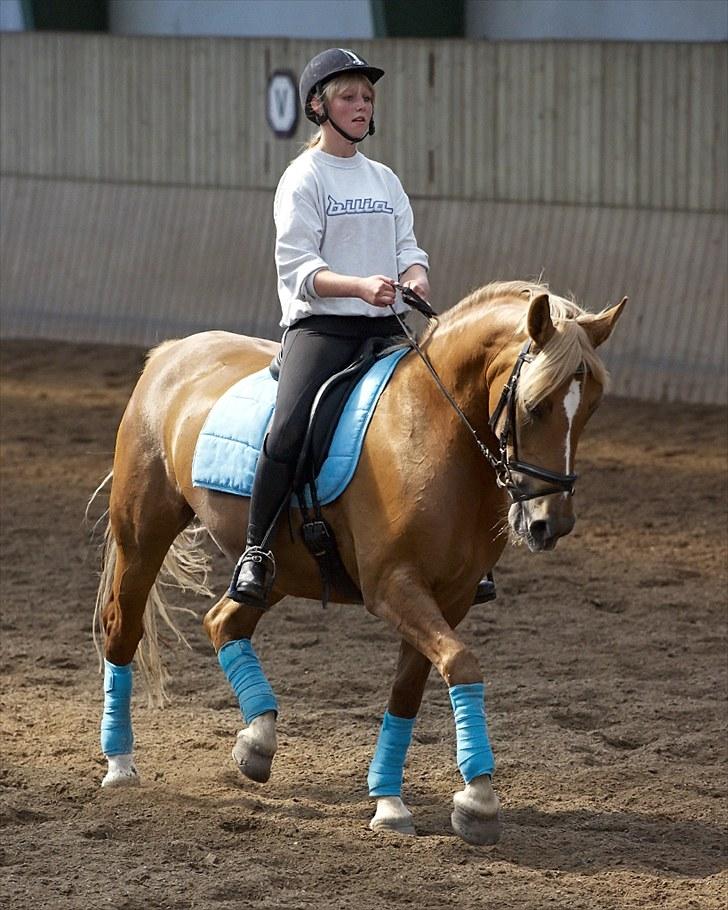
<box><xmin>527</xmin><ymin>401</ymin><xmax>551</xmax><ymax>420</ymax></box>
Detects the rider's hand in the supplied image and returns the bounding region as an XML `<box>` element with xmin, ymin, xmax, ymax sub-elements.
<box><xmin>359</xmin><ymin>275</ymin><xmax>396</xmax><ymax>308</ymax></box>
<box><xmin>401</xmin><ymin>273</ymin><xmax>430</xmax><ymax>303</ymax></box>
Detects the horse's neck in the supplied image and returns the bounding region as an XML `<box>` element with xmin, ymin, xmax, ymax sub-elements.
<box><xmin>424</xmin><ymin>311</ymin><xmax>511</xmax><ymax>411</ymax></box>
<box><xmin>391</xmin><ymin>316</ymin><xmax>510</xmax><ymax>520</ymax></box>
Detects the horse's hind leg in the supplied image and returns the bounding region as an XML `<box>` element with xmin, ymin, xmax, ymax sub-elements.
<box><xmin>203</xmin><ymin>593</ymin><xmax>282</xmax><ymax>784</ymax></box>
<box><xmin>368</xmin><ymin>640</ymin><xmax>432</xmax><ymax>835</ymax></box>
<box><xmin>99</xmin><ymin>465</ymin><xmax>192</xmax><ymax>788</ymax></box>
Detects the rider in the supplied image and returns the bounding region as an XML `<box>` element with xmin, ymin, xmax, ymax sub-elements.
<box><xmin>228</xmin><ymin>48</ymin><xmax>495</xmax><ymax>608</ymax></box>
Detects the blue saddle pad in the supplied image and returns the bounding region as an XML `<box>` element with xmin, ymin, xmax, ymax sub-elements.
<box><xmin>191</xmin><ymin>347</ymin><xmax>408</xmax><ymax>506</ymax></box>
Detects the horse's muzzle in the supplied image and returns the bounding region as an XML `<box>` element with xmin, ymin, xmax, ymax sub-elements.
<box><xmin>509</xmin><ymin>501</ymin><xmax>575</xmax><ymax>552</ymax></box>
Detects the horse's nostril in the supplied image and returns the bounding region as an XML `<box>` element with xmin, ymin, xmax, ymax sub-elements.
<box><xmin>528</xmin><ymin>514</ymin><xmax>574</xmax><ymax>549</ymax></box>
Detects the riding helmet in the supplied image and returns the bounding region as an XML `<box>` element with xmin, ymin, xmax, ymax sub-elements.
<box><xmin>299</xmin><ymin>48</ymin><xmax>385</xmax><ymax>125</ymax></box>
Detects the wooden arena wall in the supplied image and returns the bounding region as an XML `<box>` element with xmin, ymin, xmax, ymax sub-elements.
<box><xmin>1</xmin><ymin>34</ymin><xmax>726</xmax><ymax>403</ymax></box>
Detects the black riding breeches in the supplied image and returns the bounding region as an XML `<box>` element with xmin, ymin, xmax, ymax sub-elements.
<box><xmin>244</xmin><ymin>314</ymin><xmax>404</xmax><ymax>548</ymax></box>
<box><xmin>265</xmin><ymin>314</ymin><xmax>404</xmax><ymax>464</ymax></box>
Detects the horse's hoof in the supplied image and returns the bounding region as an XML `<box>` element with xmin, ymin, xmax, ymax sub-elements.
<box><xmin>369</xmin><ymin>797</ymin><xmax>416</xmax><ymax>836</ymax></box>
<box><xmin>232</xmin><ymin>731</ymin><xmax>274</xmax><ymax>783</ymax></box>
<box><xmin>369</xmin><ymin>816</ymin><xmax>416</xmax><ymax>836</ymax></box>
<box><xmin>450</xmin><ymin>804</ymin><xmax>502</xmax><ymax>846</ymax></box>
<box><xmin>101</xmin><ymin>754</ymin><xmax>140</xmax><ymax>788</ymax></box>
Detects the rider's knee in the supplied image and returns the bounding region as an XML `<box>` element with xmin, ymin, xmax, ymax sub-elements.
<box><xmin>264</xmin><ymin>433</ymin><xmax>299</xmax><ymax>465</ymax></box>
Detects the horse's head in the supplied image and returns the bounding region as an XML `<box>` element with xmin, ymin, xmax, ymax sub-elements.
<box><xmin>488</xmin><ymin>291</ymin><xmax>627</xmax><ymax>552</ymax></box>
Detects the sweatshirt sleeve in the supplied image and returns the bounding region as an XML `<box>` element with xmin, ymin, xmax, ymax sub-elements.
<box><xmin>274</xmin><ymin>175</ymin><xmax>329</xmax><ymax>303</ymax></box>
<box><xmin>392</xmin><ymin>176</ymin><xmax>429</xmax><ymax>277</ymax></box>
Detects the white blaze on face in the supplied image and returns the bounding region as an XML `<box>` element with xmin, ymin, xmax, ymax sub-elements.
<box><xmin>563</xmin><ymin>379</ymin><xmax>582</xmax><ymax>475</ymax></box>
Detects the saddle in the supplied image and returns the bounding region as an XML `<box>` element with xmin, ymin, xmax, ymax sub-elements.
<box><xmin>271</xmin><ymin>337</ymin><xmax>410</xmax><ymax>607</ymax></box>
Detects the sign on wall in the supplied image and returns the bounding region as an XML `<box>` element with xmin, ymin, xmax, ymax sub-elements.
<box><xmin>266</xmin><ymin>70</ymin><xmax>298</xmax><ymax>138</ymax></box>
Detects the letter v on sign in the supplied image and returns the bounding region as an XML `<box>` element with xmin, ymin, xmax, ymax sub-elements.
<box><xmin>266</xmin><ymin>70</ymin><xmax>299</xmax><ymax>139</ymax></box>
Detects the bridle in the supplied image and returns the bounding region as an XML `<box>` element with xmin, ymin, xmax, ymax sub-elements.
<box><xmin>487</xmin><ymin>341</ymin><xmax>580</xmax><ymax>503</ymax></box>
<box><xmin>390</xmin><ymin>286</ymin><xmax>581</xmax><ymax>505</ymax></box>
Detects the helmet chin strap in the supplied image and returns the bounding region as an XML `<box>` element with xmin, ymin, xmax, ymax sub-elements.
<box><xmin>317</xmin><ymin>107</ymin><xmax>374</xmax><ymax>143</ymax></box>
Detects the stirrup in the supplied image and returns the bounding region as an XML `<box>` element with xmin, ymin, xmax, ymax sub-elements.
<box><xmin>227</xmin><ymin>546</ymin><xmax>276</xmax><ymax>608</ymax></box>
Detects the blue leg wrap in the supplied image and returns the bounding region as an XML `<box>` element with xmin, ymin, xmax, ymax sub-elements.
<box><xmin>100</xmin><ymin>659</ymin><xmax>134</xmax><ymax>756</ymax></box>
<box><xmin>367</xmin><ymin>711</ymin><xmax>416</xmax><ymax>797</ymax></box>
<box><xmin>449</xmin><ymin>682</ymin><xmax>495</xmax><ymax>783</ymax></box>
<box><xmin>218</xmin><ymin>638</ymin><xmax>278</xmax><ymax>724</ymax></box>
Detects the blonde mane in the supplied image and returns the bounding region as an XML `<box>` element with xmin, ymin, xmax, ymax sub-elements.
<box><xmin>429</xmin><ymin>280</ymin><xmax>610</xmax><ymax>411</ymax></box>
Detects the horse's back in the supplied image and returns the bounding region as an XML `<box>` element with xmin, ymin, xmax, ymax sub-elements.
<box><xmin>115</xmin><ymin>331</ymin><xmax>279</xmax><ymax>489</ymax></box>
<box><xmin>147</xmin><ymin>330</ymin><xmax>279</xmax><ymax>383</ymax></box>
<box><xmin>133</xmin><ymin>330</ymin><xmax>276</xmax><ymax>412</ymax></box>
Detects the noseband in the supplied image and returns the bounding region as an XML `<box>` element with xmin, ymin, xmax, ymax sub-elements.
<box><xmin>390</xmin><ymin>288</ymin><xmax>580</xmax><ymax>505</ymax></box>
<box><xmin>488</xmin><ymin>341</ymin><xmax>579</xmax><ymax>504</ymax></box>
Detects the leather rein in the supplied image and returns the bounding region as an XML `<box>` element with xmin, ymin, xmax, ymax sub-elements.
<box><xmin>390</xmin><ymin>285</ymin><xmax>579</xmax><ymax>504</ymax></box>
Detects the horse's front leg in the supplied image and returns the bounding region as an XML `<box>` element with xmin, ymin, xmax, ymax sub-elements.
<box><xmin>368</xmin><ymin>640</ymin><xmax>431</xmax><ymax>835</ymax></box>
<box><xmin>366</xmin><ymin>570</ymin><xmax>502</xmax><ymax>845</ymax></box>
<box><xmin>203</xmin><ymin>595</ymin><xmax>281</xmax><ymax>783</ymax></box>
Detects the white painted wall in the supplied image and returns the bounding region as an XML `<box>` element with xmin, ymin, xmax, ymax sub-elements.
<box><xmin>6</xmin><ymin>0</ymin><xmax>727</xmax><ymax>40</ymax></box>
<box><xmin>109</xmin><ymin>0</ymin><xmax>375</xmax><ymax>38</ymax></box>
<box><xmin>466</xmin><ymin>0</ymin><xmax>728</xmax><ymax>41</ymax></box>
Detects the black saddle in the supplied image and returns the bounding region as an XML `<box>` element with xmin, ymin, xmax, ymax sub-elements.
<box><xmin>269</xmin><ymin>336</ymin><xmax>410</xmax><ymax>606</ymax></box>
<box><xmin>270</xmin><ymin>336</ymin><xmax>407</xmax><ymax>484</ymax></box>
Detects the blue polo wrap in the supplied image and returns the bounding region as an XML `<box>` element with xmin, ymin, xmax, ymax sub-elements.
<box><xmin>367</xmin><ymin>711</ymin><xmax>416</xmax><ymax>797</ymax></box>
<box><xmin>100</xmin><ymin>659</ymin><xmax>134</xmax><ymax>756</ymax></box>
<box><xmin>449</xmin><ymin>682</ymin><xmax>495</xmax><ymax>782</ymax></box>
<box><xmin>218</xmin><ymin>638</ymin><xmax>278</xmax><ymax>723</ymax></box>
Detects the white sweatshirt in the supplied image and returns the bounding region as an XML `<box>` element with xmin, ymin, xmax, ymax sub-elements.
<box><xmin>273</xmin><ymin>148</ymin><xmax>429</xmax><ymax>327</ymax></box>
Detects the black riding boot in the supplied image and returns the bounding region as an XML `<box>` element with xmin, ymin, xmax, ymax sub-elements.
<box><xmin>473</xmin><ymin>572</ymin><xmax>497</xmax><ymax>604</ymax></box>
<box><xmin>227</xmin><ymin>441</ymin><xmax>294</xmax><ymax>608</ymax></box>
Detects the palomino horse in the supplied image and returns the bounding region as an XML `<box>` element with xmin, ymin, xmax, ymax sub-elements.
<box><xmin>93</xmin><ymin>280</ymin><xmax>626</xmax><ymax>845</ymax></box>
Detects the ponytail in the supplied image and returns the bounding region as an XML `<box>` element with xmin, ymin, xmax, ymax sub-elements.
<box><xmin>304</xmin><ymin>130</ymin><xmax>322</xmax><ymax>150</ymax></box>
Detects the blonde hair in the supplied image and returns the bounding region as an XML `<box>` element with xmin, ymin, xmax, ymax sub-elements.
<box><xmin>427</xmin><ymin>280</ymin><xmax>611</xmax><ymax>410</ymax></box>
<box><xmin>303</xmin><ymin>73</ymin><xmax>376</xmax><ymax>150</ymax></box>
<box><xmin>512</xmin><ymin>288</ymin><xmax>611</xmax><ymax>411</ymax></box>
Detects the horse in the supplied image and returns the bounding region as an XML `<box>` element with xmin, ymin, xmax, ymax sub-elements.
<box><xmin>92</xmin><ymin>280</ymin><xmax>626</xmax><ymax>845</ymax></box>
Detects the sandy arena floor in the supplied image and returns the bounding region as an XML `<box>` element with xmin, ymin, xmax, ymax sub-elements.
<box><xmin>1</xmin><ymin>338</ymin><xmax>726</xmax><ymax>910</ymax></box>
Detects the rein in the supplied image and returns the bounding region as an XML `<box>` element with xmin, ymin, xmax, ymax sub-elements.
<box><xmin>390</xmin><ymin>285</ymin><xmax>579</xmax><ymax>504</ymax></box>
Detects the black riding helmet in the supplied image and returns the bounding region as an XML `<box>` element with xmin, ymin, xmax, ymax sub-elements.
<box><xmin>299</xmin><ymin>48</ymin><xmax>385</xmax><ymax>142</ymax></box>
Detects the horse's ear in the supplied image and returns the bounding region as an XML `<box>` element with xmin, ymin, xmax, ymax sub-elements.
<box><xmin>527</xmin><ymin>293</ymin><xmax>555</xmax><ymax>348</ymax></box>
<box><xmin>583</xmin><ymin>297</ymin><xmax>628</xmax><ymax>348</ymax></box>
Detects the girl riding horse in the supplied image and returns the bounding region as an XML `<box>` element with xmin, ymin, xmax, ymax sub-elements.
<box><xmin>228</xmin><ymin>48</ymin><xmax>431</xmax><ymax>609</ymax></box>
<box><xmin>95</xmin><ymin>47</ymin><xmax>627</xmax><ymax>845</ymax></box>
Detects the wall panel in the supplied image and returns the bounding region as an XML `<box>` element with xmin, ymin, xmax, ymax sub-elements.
<box><xmin>1</xmin><ymin>34</ymin><xmax>725</xmax><ymax>210</ymax></box>
<box><xmin>2</xmin><ymin>175</ymin><xmax>724</xmax><ymax>403</ymax></box>
<box><xmin>1</xmin><ymin>34</ymin><xmax>725</xmax><ymax>404</ymax></box>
